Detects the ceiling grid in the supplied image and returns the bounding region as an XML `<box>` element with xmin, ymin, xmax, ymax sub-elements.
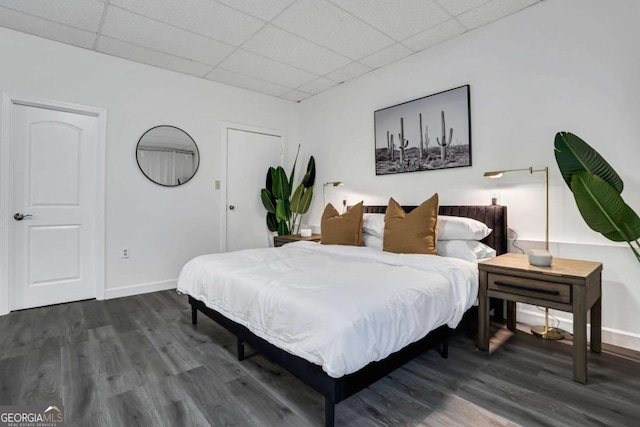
<box><xmin>0</xmin><ymin>0</ymin><xmax>541</xmax><ymax>102</ymax></box>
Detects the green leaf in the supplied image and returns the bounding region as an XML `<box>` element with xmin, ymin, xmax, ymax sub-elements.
<box><xmin>301</xmin><ymin>156</ymin><xmax>316</xmax><ymax>188</ymax></box>
<box><xmin>266</xmin><ymin>212</ymin><xmax>278</xmax><ymax>232</ymax></box>
<box><xmin>554</xmin><ymin>132</ymin><xmax>624</xmax><ymax>193</ymax></box>
<box><xmin>266</xmin><ymin>167</ymin><xmax>274</xmax><ymax>190</ymax></box>
<box><xmin>298</xmin><ymin>187</ymin><xmax>313</xmax><ymax>214</ymax></box>
<box><xmin>261</xmin><ymin>188</ymin><xmax>276</xmax><ymax>213</ymax></box>
<box><xmin>271</xmin><ymin>166</ymin><xmax>291</xmax><ymax>200</ymax></box>
<box><xmin>277</xmin><ymin>220</ymin><xmax>290</xmax><ymax>236</ymax></box>
<box><xmin>289</xmin><ymin>144</ymin><xmax>300</xmax><ymax>189</ymax></box>
<box><xmin>570</xmin><ymin>171</ymin><xmax>640</xmax><ymax>242</ymax></box>
<box><xmin>290</xmin><ymin>183</ymin><xmax>305</xmax><ymax>213</ymax></box>
<box><xmin>275</xmin><ymin>198</ymin><xmax>291</xmax><ymax>222</ymax></box>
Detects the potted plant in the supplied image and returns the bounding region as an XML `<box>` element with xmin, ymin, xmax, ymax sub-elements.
<box><xmin>261</xmin><ymin>146</ymin><xmax>315</xmax><ymax>236</ymax></box>
<box><xmin>554</xmin><ymin>132</ymin><xmax>640</xmax><ymax>262</ymax></box>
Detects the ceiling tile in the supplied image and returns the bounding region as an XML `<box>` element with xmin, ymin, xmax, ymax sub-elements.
<box><xmin>272</xmin><ymin>0</ymin><xmax>394</xmax><ymax>59</ymax></box>
<box><xmin>96</xmin><ymin>36</ymin><xmax>213</xmax><ymax>77</ymax></box>
<box><xmin>0</xmin><ymin>6</ymin><xmax>96</xmax><ymax>49</ymax></box>
<box><xmin>360</xmin><ymin>43</ymin><xmax>413</xmax><ymax>68</ymax></box>
<box><xmin>0</xmin><ymin>0</ymin><xmax>104</xmax><ymax>32</ymax></box>
<box><xmin>215</xmin><ymin>0</ymin><xmax>296</xmax><ymax>21</ymax></box>
<box><xmin>110</xmin><ymin>0</ymin><xmax>263</xmax><ymax>46</ymax></box>
<box><xmin>217</xmin><ymin>49</ymin><xmax>317</xmax><ymax>88</ymax></box>
<box><xmin>101</xmin><ymin>7</ymin><xmax>234</xmax><ymax>66</ymax></box>
<box><xmin>435</xmin><ymin>0</ymin><xmax>492</xmax><ymax>16</ymax></box>
<box><xmin>0</xmin><ymin>0</ymin><xmax>545</xmax><ymax>101</ymax></box>
<box><xmin>403</xmin><ymin>19</ymin><xmax>467</xmax><ymax>51</ymax></box>
<box><xmin>205</xmin><ymin>68</ymin><xmax>290</xmax><ymax>97</ymax></box>
<box><xmin>280</xmin><ymin>90</ymin><xmax>310</xmax><ymax>102</ymax></box>
<box><xmin>325</xmin><ymin>62</ymin><xmax>371</xmax><ymax>83</ymax></box>
<box><xmin>458</xmin><ymin>0</ymin><xmax>538</xmax><ymax>29</ymax></box>
<box><xmin>297</xmin><ymin>77</ymin><xmax>337</xmax><ymax>95</ymax></box>
<box><xmin>241</xmin><ymin>25</ymin><xmax>350</xmax><ymax>75</ymax></box>
<box><xmin>330</xmin><ymin>0</ymin><xmax>450</xmax><ymax>41</ymax></box>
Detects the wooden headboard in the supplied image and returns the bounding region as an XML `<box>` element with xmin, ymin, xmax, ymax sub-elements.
<box><xmin>362</xmin><ymin>205</ymin><xmax>508</xmax><ymax>255</ymax></box>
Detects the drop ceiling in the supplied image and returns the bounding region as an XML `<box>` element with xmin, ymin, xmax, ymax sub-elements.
<box><xmin>0</xmin><ymin>0</ymin><xmax>541</xmax><ymax>102</ymax></box>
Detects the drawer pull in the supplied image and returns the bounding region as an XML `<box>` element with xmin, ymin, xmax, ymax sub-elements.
<box><xmin>494</xmin><ymin>281</ymin><xmax>561</xmax><ymax>296</ymax></box>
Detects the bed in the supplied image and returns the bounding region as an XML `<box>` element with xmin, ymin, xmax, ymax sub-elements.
<box><xmin>179</xmin><ymin>205</ymin><xmax>507</xmax><ymax>427</ymax></box>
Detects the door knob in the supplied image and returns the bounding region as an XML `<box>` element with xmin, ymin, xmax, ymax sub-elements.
<box><xmin>229</xmin><ymin>205</ymin><xmax>235</xmax><ymax>210</ymax></box>
<box><xmin>13</xmin><ymin>213</ymin><xmax>33</xmax><ymax>221</ymax></box>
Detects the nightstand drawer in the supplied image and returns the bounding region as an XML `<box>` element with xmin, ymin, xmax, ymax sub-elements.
<box><xmin>488</xmin><ymin>273</ymin><xmax>571</xmax><ymax>304</ymax></box>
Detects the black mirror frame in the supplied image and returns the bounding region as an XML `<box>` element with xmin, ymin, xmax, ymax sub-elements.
<box><xmin>135</xmin><ymin>125</ymin><xmax>200</xmax><ymax>187</ymax></box>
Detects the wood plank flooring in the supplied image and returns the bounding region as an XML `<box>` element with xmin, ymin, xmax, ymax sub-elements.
<box><xmin>1</xmin><ymin>290</ymin><xmax>639</xmax><ymax>426</ymax></box>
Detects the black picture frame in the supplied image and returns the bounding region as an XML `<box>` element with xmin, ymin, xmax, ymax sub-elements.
<box><xmin>374</xmin><ymin>85</ymin><xmax>471</xmax><ymax>176</ymax></box>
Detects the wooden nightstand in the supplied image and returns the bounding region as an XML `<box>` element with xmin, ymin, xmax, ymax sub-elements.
<box><xmin>274</xmin><ymin>233</ymin><xmax>321</xmax><ymax>247</ymax></box>
<box><xmin>478</xmin><ymin>253</ymin><xmax>602</xmax><ymax>384</ymax></box>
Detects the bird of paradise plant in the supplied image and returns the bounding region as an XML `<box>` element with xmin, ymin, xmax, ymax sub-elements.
<box><xmin>261</xmin><ymin>145</ymin><xmax>315</xmax><ymax>236</ymax></box>
<box><xmin>554</xmin><ymin>132</ymin><xmax>640</xmax><ymax>262</ymax></box>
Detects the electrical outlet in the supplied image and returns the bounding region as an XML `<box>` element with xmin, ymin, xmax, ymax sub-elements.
<box><xmin>122</xmin><ymin>247</ymin><xmax>129</xmax><ymax>258</ymax></box>
<box><xmin>215</xmin><ymin>180</ymin><xmax>220</xmax><ymax>190</ymax></box>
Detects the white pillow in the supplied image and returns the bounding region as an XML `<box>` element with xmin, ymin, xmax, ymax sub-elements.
<box><xmin>364</xmin><ymin>213</ymin><xmax>492</xmax><ymax>241</ymax></box>
<box><xmin>438</xmin><ymin>215</ymin><xmax>492</xmax><ymax>241</ymax></box>
<box><xmin>362</xmin><ymin>213</ymin><xmax>385</xmax><ymax>238</ymax></box>
<box><xmin>436</xmin><ymin>240</ymin><xmax>496</xmax><ymax>262</ymax></box>
<box><xmin>362</xmin><ymin>233</ymin><xmax>383</xmax><ymax>250</ymax></box>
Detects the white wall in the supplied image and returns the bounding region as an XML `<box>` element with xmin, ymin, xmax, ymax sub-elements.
<box><xmin>298</xmin><ymin>0</ymin><xmax>640</xmax><ymax>349</ymax></box>
<box><xmin>0</xmin><ymin>27</ymin><xmax>298</xmax><ymax>298</ymax></box>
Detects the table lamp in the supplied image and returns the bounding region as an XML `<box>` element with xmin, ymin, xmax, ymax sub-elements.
<box><xmin>323</xmin><ymin>181</ymin><xmax>343</xmax><ymax>206</ymax></box>
<box><xmin>484</xmin><ymin>166</ymin><xmax>562</xmax><ymax>340</ymax></box>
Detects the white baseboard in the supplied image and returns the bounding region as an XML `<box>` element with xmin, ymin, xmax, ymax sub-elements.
<box><xmin>104</xmin><ymin>279</ymin><xmax>176</xmax><ymax>300</ymax></box>
<box><xmin>517</xmin><ymin>308</ymin><xmax>640</xmax><ymax>352</ymax></box>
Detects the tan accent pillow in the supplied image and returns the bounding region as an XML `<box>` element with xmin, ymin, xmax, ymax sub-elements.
<box><xmin>383</xmin><ymin>194</ymin><xmax>439</xmax><ymax>255</ymax></box>
<box><xmin>321</xmin><ymin>201</ymin><xmax>364</xmax><ymax>246</ymax></box>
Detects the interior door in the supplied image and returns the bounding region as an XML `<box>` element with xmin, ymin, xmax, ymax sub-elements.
<box><xmin>9</xmin><ymin>104</ymin><xmax>99</xmax><ymax>310</ymax></box>
<box><xmin>226</xmin><ymin>128</ymin><xmax>282</xmax><ymax>252</ymax></box>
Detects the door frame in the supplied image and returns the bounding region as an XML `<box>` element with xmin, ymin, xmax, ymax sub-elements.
<box><xmin>0</xmin><ymin>93</ymin><xmax>107</xmax><ymax>315</ymax></box>
<box><xmin>219</xmin><ymin>121</ymin><xmax>284</xmax><ymax>253</ymax></box>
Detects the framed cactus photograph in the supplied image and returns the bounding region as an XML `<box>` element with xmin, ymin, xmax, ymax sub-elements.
<box><xmin>374</xmin><ymin>85</ymin><xmax>471</xmax><ymax>175</ymax></box>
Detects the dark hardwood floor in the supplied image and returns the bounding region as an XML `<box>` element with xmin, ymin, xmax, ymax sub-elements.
<box><xmin>1</xmin><ymin>290</ymin><xmax>639</xmax><ymax>426</ymax></box>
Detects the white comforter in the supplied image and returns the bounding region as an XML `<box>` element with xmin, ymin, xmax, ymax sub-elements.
<box><xmin>177</xmin><ymin>241</ymin><xmax>478</xmax><ymax>378</ymax></box>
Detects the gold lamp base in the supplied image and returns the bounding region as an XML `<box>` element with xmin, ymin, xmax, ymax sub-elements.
<box><xmin>531</xmin><ymin>325</ymin><xmax>565</xmax><ymax>340</ymax></box>
<box><xmin>531</xmin><ymin>307</ymin><xmax>564</xmax><ymax>340</ymax></box>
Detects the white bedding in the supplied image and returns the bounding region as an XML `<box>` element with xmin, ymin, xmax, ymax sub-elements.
<box><xmin>177</xmin><ymin>241</ymin><xmax>479</xmax><ymax>378</ymax></box>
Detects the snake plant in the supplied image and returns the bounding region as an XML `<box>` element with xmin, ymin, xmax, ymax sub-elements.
<box><xmin>261</xmin><ymin>145</ymin><xmax>315</xmax><ymax>236</ymax></box>
<box><xmin>554</xmin><ymin>132</ymin><xmax>640</xmax><ymax>262</ymax></box>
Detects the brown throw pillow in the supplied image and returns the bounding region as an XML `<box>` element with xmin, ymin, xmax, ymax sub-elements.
<box><xmin>321</xmin><ymin>201</ymin><xmax>364</xmax><ymax>246</ymax></box>
<box><xmin>383</xmin><ymin>194</ymin><xmax>439</xmax><ymax>254</ymax></box>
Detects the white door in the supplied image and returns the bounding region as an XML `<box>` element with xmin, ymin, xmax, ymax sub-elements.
<box><xmin>226</xmin><ymin>128</ymin><xmax>282</xmax><ymax>252</ymax></box>
<box><xmin>9</xmin><ymin>104</ymin><xmax>99</xmax><ymax>310</ymax></box>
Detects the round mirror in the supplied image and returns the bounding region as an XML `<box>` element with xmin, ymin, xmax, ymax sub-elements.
<box><xmin>136</xmin><ymin>126</ymin><xmax>200</xmax><ymax>187</ymax></box>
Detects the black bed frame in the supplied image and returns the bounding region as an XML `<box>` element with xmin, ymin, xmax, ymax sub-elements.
<box><xmin>188</xmin><ymin>205</ymin><xmax>507</xmax><ymax>427</ymax></box>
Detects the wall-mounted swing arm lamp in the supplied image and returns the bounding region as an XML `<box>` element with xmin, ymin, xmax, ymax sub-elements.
<box><xmin>322</xmin><ymin>181</ymin><xmax>343</xmax><ymax>206</ymax></box>
<box><xmin>484</xmin><ymin>166</ymin><xmax>560</xmax><ymax>340</ymax></box>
